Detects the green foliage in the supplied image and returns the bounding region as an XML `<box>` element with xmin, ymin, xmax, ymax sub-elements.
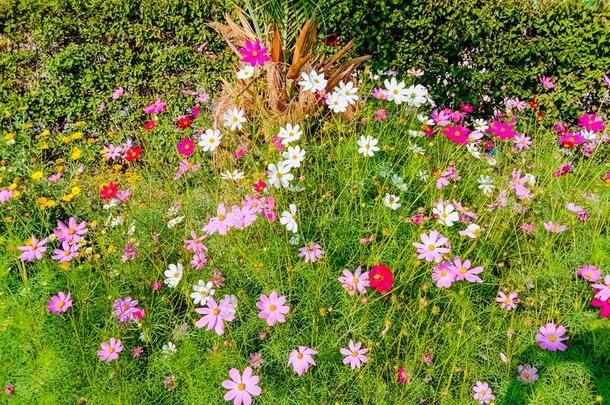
<box><xmin>0</xmin><ymin>0</ymin><xmax>236</xmax><ymax>126</ymax></box>
<box><xmin>323</xmin><ymin>0</ymin><xmax>610</xmax><ymax>117</ymax></box>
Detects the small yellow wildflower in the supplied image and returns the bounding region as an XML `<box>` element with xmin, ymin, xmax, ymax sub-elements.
<box><xmin>31</xmin><ymin>171</ymin><xmax>44</xmax><ymax>181</ymax></box>
<box><xmin>70</xmin><ymin>147</ymin><xmax>82</xmax><ymax>160</ymax></box>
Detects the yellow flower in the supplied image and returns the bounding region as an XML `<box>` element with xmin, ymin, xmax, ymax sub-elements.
<box><xmin>70</xmin><ymin>147</ymin><xmax>82</xmax><ymax>160</ymax></box>
<box><xmin>107</xmin><ymin>245</ymin><xmax>116</xmax><ymax>254</ymax></box>
<box><xmin>59</xmin><ymin>262</ymin><xmax>70</xmax><ymax>270</ymax></box>
<box><xmin>62</xmin><ymin>194</ymin><xmax>74</xmax><ymax>202</ymax></box>
<box><xmin>61</xmin><ymin>135</ymin><xmax>71</xmax><ymax>143</ymax></box>
<box><xmin>36</xmin><ymin>129</ymin><xmax>50</xmax><ymax>139</ymax></box>
<box><xmin>71</xmin><ymin>186</ymin><xmax>81</xmax><ymax>195</ymax></box>
<box><xmin>4</xmin><ymin>133</ymin><xmax>15</xmax><ymax>145</ymax></box>
<box><xmin>18</xmin><ymin>105</ymin><xmax>27</xmax><ymax>112</ymax></box>
<box><xmin>36</xmin><ymin>196</ymin><xmax>49</xmax><ymax>206</ymax></box>
<box><xmin>31</xmin><ymin>171</ymin><xmax>44</xmax><ymax>181</ymax></box>
<box><xmin>23</xmin><ymin>122</ymin><xmax>33</xmax><ymax>129</ymax></box>
<box><xmin>40</xmin><ymin>143</ymin><xmax>49</xmax><ymax>150</ymax></box>
<box><xmin>87</xmin><ymin>138</ymin><xmax>97</xmax><ymax>144</ymax></box>
<box><xmin>75</xmin><ymin>120</ymin><xmax>86</xmax><ymax>127</ymax></box>
<box><xmin>70</xmin><ymin>132</ymin><xmax>83</xmax><ymax>141</ymax></box>
<box><xmin>45</xmin><ymin>200</ymin><xmax>56</xmax><ymax>208</ymax></box>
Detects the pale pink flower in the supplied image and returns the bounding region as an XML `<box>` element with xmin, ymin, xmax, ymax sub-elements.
<box><xmin>256</xmin><ymin>291</ymin><xmax>290</xmax><ymax>327</ymax></box>
<box><xmin>195</xmin><ymin>297</ymin><xmax>235</xmax><ymax>335</ymax></box>
<box><xmin>340</xmin><ymin>340</ymin><xmax>368</xmax><ymax>369</ymax></box>
<box><xmin>203</xmin><ymin>204</ymin><xmax>233</xmax><ymax>235</ymax></box>
<box><xmin>287</xmin><ymin>346</ymin><xmax>317</xmax><ymax>376</ymax></box>
<box><xmin>97</xmin><ymin>337</ymin><xmax>123</xmax><ymax>361</ymax></box>
<box><xmin>576</xmin><ymin>265</ymin><xmax>601</xmax><ymax>282</ymax></box>
<box><xmin>518</xmin><ymin>364</ymin><xmax>539</xmax><ymax>384</ymax></box>
<box><xmin>536</xmin><ymin>323</ymin><xmax>568</xmax><ymax>351</ymax></box>
<box><xmin>432</xmin><ymin>260</ymin><xmax>455</xmax><ymax>288</ymax></box>
<box><xmin>496</xmin><ymin>291</ymin><xmax>519</xmax><ymax>310</ymax></box>
<box><xmin>51</xmin><ymin>241</ymin><xmax>79</xmax><ymax>263</ymax></box>
<box><xmin>222</xmin><ymin>367</ymin><xmax>261</xmax><ymax>405</ymax></box>
<box><xmin>413</xmin><ymin>230</ymin><xmax>451</xmax><ymax>263</ymax></box>
<box><xmin>543</xmin><ymin>222</ymin><xmax>567</xmax><ymax>233</ymax></box>
<box><xmin>473</xmin><ymin>381</ymin><xmax>495</xmax><ymax>404</ymax></box>
<box><xmin>592</xmin><ymin>275</ymin><xmax>610</xmax><ymax>301</ymax></box>
<box><xmin>298</xmin><ymin>243</ymin><xmax>324</xmax><ymax>263</ymax></box>
<box><xmin>18</xmin><ymin>235</ymin><xmax>48</xmax><ymax>262</ymax></box>
<box><xmin>448</xmin><ymin>256</ymin><xmax>483</xmax><ymax>283</ymax></box>
<box><xmin>338</xmin><ymin>267</ymin><xmax>369</xmax><ymax>295</ymax></box>
<box><xmin>54</xmin><ymin>217</ymin><xmax>88</xmax><ymax>243</ymax></box>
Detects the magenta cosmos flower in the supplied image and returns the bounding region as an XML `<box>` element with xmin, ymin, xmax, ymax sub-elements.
<box><xmin>488</xmin><ymin>117</ymin><xmax>518</xmax><ymax>140</ymax></box>
<box><xmin>578</xmin><ymin>113</ymin><xmax>605</xmax><ymax>132</ymax></box>
<box><xmin>195</xmin><ymin>297</ymin><xmax>235</xmax><ymax>335</ymax></box>
<box><xmin>54</xmin><ymin>217</ymin><xmax>87</xmax><ymax>244</ymax></box>
<box><xmin>340</xmin><ymin>340</ymin><xmax>369</xmax><ymax>369</ymax></box>
<box><xmin>47</xmin><ymin>291</ymin><xmax>72</xmax><ymax>314</ymax></box>
<box><xmin>256</xmin><ymin>291</ymin><xmax>290</xmax><ymax>327</ymax></box>
<box><xmin>287</xmin><ymin>346</ymin><xmax>317</xmax><ymax>376</ymax></box>
<box><xmin>113</xmin><ymin>297</ymin><xmax>144</xmax><ymax>324</ymax></box>
<box><xmin>539</xmin><ymin>76</ymin><xmax>555</xmax><ymax>90</ymax></box>
<box><xmin>473</xmin><ymin>381</ymin><xmax>495</xmax><ymax>404</ymax></box>
<box><xmin>239</xmin><ymin>40</ymin><xmax>270</xmax><ymax>67</ymax></box>
<box><xmin>338</xmin><ymin>266</ymin><xmax>369</xmax><ymax>295</ymax></box>
<box><xmin>97</xmin><ymin>337</ymin><xmax>123</xmax><ymax>361</ymax></box>
<box><xmin>177</xmin><ymin>138</ymin><xmax>196</xmax><ymax>156</ymax></box>
<box><xmin>413</xmin><ymin>230</ymin><xmax>451</xmax><ymax>263</ymax></box>
<box><xmin>298</xmin><ymin>243</ymin><xmax>324</xmax><ymax>263</ymax></box>
<box><xmin>18</xmin><ymin>235</ymin><xmax>48</xmax><ymax>262</ymax></box>
<box><xmin>52</xmin><ymin>241</ymin><xmax>79</xmax><ymax>263</ymax></box>
<box><xmin>536</xmin><ymin>323</ymin><xmax>568</xmax><ymax>351</ymax></box>
<box><xmin>443</xmin><ymin>124</ymin><xmax>470</xmax><ymax>144</ymax></box>
<box><xmin>592</xmin><ymin>290</ymin><xmax>610</xmax><ymax>318</ymax></box>
<box><xmin>222</xmin><ymin>367</ymin><xmax>261</xmax><ymax>405</ymax></box>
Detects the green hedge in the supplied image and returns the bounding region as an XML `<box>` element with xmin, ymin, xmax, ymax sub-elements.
<box><xmin>0</xmin><ymin>0</ymin><xmax>235</xmax><ymax>126</ymax></box>
<box><xmin>323</xmin><ymin>0</ymin><xmax>610</xmax><ymax>117</ymax></box>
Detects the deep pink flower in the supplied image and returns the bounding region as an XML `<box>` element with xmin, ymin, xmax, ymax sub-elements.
<box><xmin>54</xmin><ymin>217</ymin><xmax>88</xmax><ymax>244</ymax></box>
<box><xmin>558</xmin><ymin>132</ymin><xmax>584</xmax><ymax>149</ymax></box>
<box><xmin>51</xmin><ymin>241</ymin><xmax>79</xmax><ymax>263</ymax></box>
<box><xmin>143</xmin><ymin>99</ymin><xmax>166</xmax><ymax>114</ymax></box>
<box><xmin>222</xmin><ymin>367</ymin><xmax>261</xmax><ymax>405</ymax></box>
<box><xmin>536</xmin><ymin>323</ymin><xmax>568</xmax><ymax>351</ymax></box>
<box><xmin>177</xmin><ymin>138</ymin><xmax>196</xmax><ymax>156</ymax></box>
<box><xmin>113</xmin><ymin>297</ymin><xmax>143</xmax><ymax>324</ymax></box>
<box><xmin>443</xmin><ymin>124</ymin><xmax>470</xmax><ymax>144</ymax></box>
<box><xmin>591</xmin><ymin>290</ymin><xmax>610</xmax><ymax>318</ymax></box>
<box><xmin>397</xmin><ymin>366</ymin><xmax>410</xmax><ymax>384</ymax></box>
<box><xmin>488</xmin><ymin>117</ymin><xmax>518</xmax><ymax>140</ymax></box>
<box><xmin>256</xmin><ymin>291</ymin><xmax>290</xmax><ymax>327</ymax></box>
<box><xmin>448</xmin><ymin>256</ymin><xmax>483</xmax><ymax>283</ymax></box>
<box><xmin>539</xmin><ymin>76</ymin><xmax>555</xmax><ymax>90</ymax></box>
<box><xmin>578</xmin><ymin>113</ymin><xmax>605</xmax><ymax>132</ymax></box>
<box><xmin>48</xmin><ymin>291</ymin><xmax>73</xmax><ymax>314</ymax></box>
<box><xmin>239</xmin><ymin>40</ymin><xmax>270</xmax><ymax>66</ymax></box>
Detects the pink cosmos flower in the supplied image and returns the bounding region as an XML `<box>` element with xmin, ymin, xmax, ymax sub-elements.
<box><xmin>443</xmin><ymin>124</ymin><xmax>470</xmax><ymax>144</ymax></box>
<box><xmin>184</xmin><ymin>231</ymin><xmax>206</xmax><ymax>253</ymax></box>
<box><xmin>97</xmin><ymin>337</ymin><xmax>123</xmax><ymax>362</ymax></box>
<box><xmin>592</xmin><ymin>290</ymin><xmax>610</xmax><ymax>318</ymax></box>
<box><xmin>509</xmin><ymin>169</ymin><xmax>531</xmax><ymax>200</ymax></box>
<box><xmin>340</xmin><ymin>340</ymin><xmax>368</xmax><ymax>369</ymax></box>
<box><xmin>397</xmin><ymin>366</ymin><xmax>410</xmax><ymax>384</ymax></box>
<box><xmin>513</xmin><ymin>134</ymin><xmax>532</xmax><ymax>151</ymax></box>
<box><xmin>432</xmin><ymin>260</ymin><xmax>455</xmax><ymax>288</ymax></box>
<box><xmin>413</xmin><ymin>230</ymin><xmax>451</xmax><ymax>263</ymax></box>
<box><xmin>47</xmin><ymin>291</ymin><xmax>72</xmax><ymax>314</ymax></box>
<box><xmin>191</xmin><ymin>251</ymin><xmax>207</xmax><ymax>270</ymax></box>
<box><xmin>591</xmin><ymin>275</ymin><xmax>610</xmax><ymax>301</ymax></box>
<box><xmin>18</xmin><ymin>235</ymin><xmax>48</xmax><ymax>262</ymax></box>
<box><xmin>102</xmin><ymin>143</ymin><xmax>124</xmax><ymax>160</ymax></box>
<box><xmin>287</xmin><ymin>346</ymin><xmax>317</xmax><ymax>376</ymax></box>
<box><xmin>518</xmin><ymin>364</ymin><xmax>539</xmax><ymax>384</ymax></box>
<box><xmin>473</xmin><ymin>381</ymin><xmax>495</xmax><ymax>404</ymax></box>
<box><xmin>203</xmin><ymin>203</ymin><xmax>233</xmax><ymax>235</ymax></box>
<box><xmin>543</xmin><ymin>222</ymin><xmax>567</xmax><ymax>233</ymax></box>
<box><xmin>239</xmin><ymin>40</ymin><xmax>270</xmax><ymax>66</ymax></box>
<box><xmin>122</xmin><ymin>242</ymin><xmax>137</xmax><ymax>262</ymax></box>
<box><xmin>576</xmin><ymin>265</ymin><xmax>601</xmax><ymax>282</ymax></box>
<box><xmin>98</xmin><ymin>101</ymin><xmax>106</xmax><ymax>112</ymax></box>
<box><xmin>227</xmin><ymin>205</ymin><xmax>257</xmax><ymax>229</ymax></box>
<box><xmin>558</xmin><ymin>132</ymin><xmax>584</xmax><ymax>149</ymax></box>
<box><xmin>0</xmin><ymin>187</ymin><xmax>15</xmax><ymax>203</ymax></box>
<box><xmin>143</xmin><ymin>99</ymin><xmax>166</xmax><ymax>114</ymax></box>
<box><xmin>488</xmin><ymin>117</ymin><xmax>518</xmax><ymax>140</ymax></box>
<box><xmin>52</xmin><ymin>241</ymin><xmax>79</xmax><ymax>263</ymax></box>
<box><xmin>371</xmin><ymin>88</ymin><xmax>387</xmax><ymax>100</ymax></box>
<box><xmin>448</xmin><ymin>256</ymin><xmax>483</xmax><ymax>283</ymax></box>
<box><xmin>539</xmin><ymin>76</ymin><xmax>555</xmax><ymax>90</ymax></box>
<box><xmin>536</xmin><ymin>323</ymin><xmax>568</xmax><ymax>351</ymax></box>
<box><xmin>256</xmin><ymin>291</ymin><xmax>290</xmax><ymax>327</ymax></box>
<box><xmin>496</xmin><ymin>291</ymin><xmax>519</xmax><ymax>310</ymax></box>
<box><xmin>112</xmin><ymin>86</ymin><xmax>124</xmax><ymax>99</ymax></box>
<box><xmin>54</xmin><ymin>217</ymin><xmax>88</xmax><ymax>244</ymax></box>
<box><xmin>195</xmin><ymin>297</ymin><xmax>235</xmax><ymax>335</ymax></box>
<box><xmin>578</xmin><ymin>113</ymin><xmax>605</xmax><ymax>133</ymax></box>
<box><xmin>177</xmin><ymin>138</ymin><xmax>196</xmax><ymax>156</ymax></box>
<box><xmin>338</xmin><ymin>266</ymin><xmax>369</xmax><ymax>295</ymax></box>
<box><xmin>431</xmin><ymin>109</ymin><xmax>450</xmax><ymax>126</ymax></box>
<box><xmin>298</xmin><ymin>243</ymin><xmax>324</xmax><ymax>263</ymax></box>
<box><xmin>222</xmin><ymin>367</ymin><xmax>261</xmax><ymax>405</ymax></box>
<box><xmin>113</xmin><ymin>297</ymin><xmax>144</xmax><ymax>324</ymax></box>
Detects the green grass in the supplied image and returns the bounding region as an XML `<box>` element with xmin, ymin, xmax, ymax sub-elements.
<box><xmin>1</xmin><ymin>86</ymin><xmax>609</xmax><ymax>405</ymax></box>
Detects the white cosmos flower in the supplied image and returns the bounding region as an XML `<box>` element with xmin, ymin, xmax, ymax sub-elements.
<box><xmin>282</xmin><ymin>145</ymin><xmax>306</xmax><ymax>169</ymax></box>
<box><xmin>433</xmin><ymin>202</ymin><xmax>460</xmax><ymax>227</ymax></box>
<box><xmin>280</xmin><ymin>204</ymin><xmax>298</xmax><ymax>233</ymax></box>
<box><xmin>384</xmin><ymin>77</ymin><xmax>408</xmax><ymax>104</ymax></box>
<box><xmin>198</xmin><ymin>129</ymin><xmax>222</xmax><ymax>152</ymax></box>
<box><xmin>417</xmin><ymin>169</ymin><xmax>429</xmax><ymax>182</ymax></box>
<box><xmin>326</xmin><ymin>91</ymin><xmax>349</xmax><ymax>113</ymax></box>
<box><xmin>466</xmin><ymin>143</ymin><xmax>481</xmax><ymax>159</ymax></box>
<box><xmin>223</xmin><ymin>107</ymin><xmax>246</xmax><ymax>131</ymax></box>
<box><xmin>408</xmin><ymin>142</ymin><xmax>425</xmax><ymax>155</ymax></box>
<box><xmin>298</xmin><ymin>70</ymin><xmax>327</xmax><ymax>92</ymax></box>
<box><xmin>220</xmin><ymin>170</ymin><xmax>245</xmax><ymax>181</ymax></box>
<box><xmin>167</xmin><ymin>216</ymin><xmax>184</xmax><ymax>229</ymax></box>
<box><xmin>164</xmin><ymin>263</ymin><xmax>183</xmax><ymax>288</ymax></box>
<box><xmin>278</xmin><ymin>123</ymin><xmax>302</xmax><ymax>145</ymax></box>
<box><xmin>472</xmin><ymin>118</ymin><xmax>489</xmax><ymax>132</ymax></box>
<box><xmin>460</xmin><ymin>223</ymin><xmax>482</xmax><ymax>240</ymax></box>
<box><xmin>404</xmin><ymin>84</ymin><xmax>429</xmax><ymax>107</ymax></box>
<box><xmin>267</xmin><ymin>161</ymin><xmax>294</xmax><ymax>188</ymax></box>
<box><xmin>357</xmin><ymin>135</ymin><xmax>380</xmax><ymax>157</ymax></box>
<box><xmin>477</xmin><ymin>175</ymin><xmax>495</xmax><ymax>195</ymax></box>
<box><xmin>383</xmin><ymin>194</ymin><xmax>401</xmax><ymax>210</ymax></box>
<box><xmin>236</xmin><ymin>65</ymin><xmax>255</xmax><ymax>80</ymax></box>
<box><xmin>162</xmin><ymin>342</ymin><xmax>177</xmax><ymax>355</ymax></box>
<box><xmin>190</xmin><ymin>280</ymin><xmax>215</xmax><ymax>306</ymax></box>
<box><xmin>337</xmin><ymin>81</ymin><xmax>359</xmax><ymax>105</ymax></box>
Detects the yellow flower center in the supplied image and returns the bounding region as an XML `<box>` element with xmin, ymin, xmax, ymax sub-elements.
<box><xmin>269</xmin><ymin>304</ymin><xmax>276</xmax><ymax>311</ymax></box>
<box><xmin>238</xmin><ymin>383</ymin><xmax>246</xmax><ymax>391</ymax></box>
<box><xmin>427</xmin><ymin>244</ymin><xmax>436</xmax><ymax>251</ymax></box>
<box><xmin>213</xmin><ymin>308</ymin><xmax>220</xmax><ymax>315</ymax></box>
<box><xmin>296</xmin><ymin>353</ymin><xmax>303</xmax><ymax>359</ymax></box>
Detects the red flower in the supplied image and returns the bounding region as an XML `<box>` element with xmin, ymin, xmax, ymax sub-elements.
<box><xmin>177</xmin><ymin>115</ymin><xmax>193</xmax><ymax>129</ymax></box>
<box><xmin>253</xmin><ymin>180</ymin><xmax>266</xmax><ymax>193</ymax></box>
<box><xmin>125</xmin><ymin>146</ymin><xmax>142</xmax><ymax>161</ymax></box>
<box><xmin>100</xmin><ymin>182</ymin><xmax>118</xmax><ymax>200</ymax></box>
<box><xmin>144</xmin><ymin>120</ymin><xmax>156</xmax><ymax>131</ymax></box>
<box><xmin>369</xmin><ymin>264</ymin><xmax>394</xmax><ymax>293</ymax></box>
<box><xmin>177</xmin><ymin>138</ymin><xmax>195</xmax><ymax>156</ymax></box>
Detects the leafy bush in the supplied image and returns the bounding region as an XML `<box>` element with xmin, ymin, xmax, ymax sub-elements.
<box><xmin>0</xmin><ymin>0</ymin><xmax>235</xmax><ymax>126</ymax></box>
<box><xmin>323</xmin><ymin>0</ymin><xmax>610</xmax><ymax>117</ymax></box>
